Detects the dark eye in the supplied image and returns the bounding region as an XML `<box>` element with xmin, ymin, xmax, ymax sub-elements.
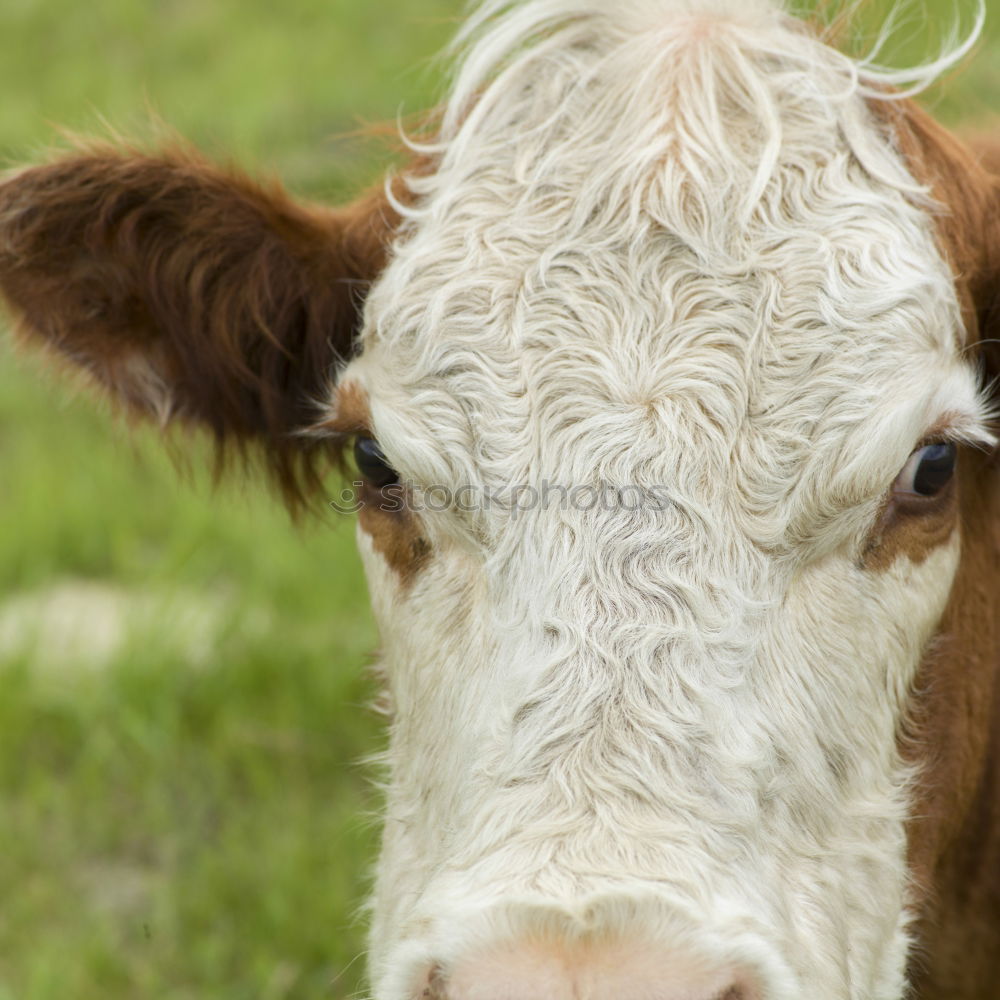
<box><xmin>354</xmin><ymin>437</ymin><xmax>398</xmax><ymax>489</ymax></box>
<box><xmin>893</xmin><ymin>442</ymin><xmax>957</xmax><ymax>498</ymax></box>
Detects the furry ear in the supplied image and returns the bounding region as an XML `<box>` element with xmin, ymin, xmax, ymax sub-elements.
<box><xmin>964</xmin><ymin>131</ymin><xmax>1000</xmax><ymax>392</ymax></box>
<box><xmin>0</xmin><ymin>142</ymin><xmax>403</xmax><ymax>510</ymax></box>
<box><xmin>875</xmin><ymin>102</ymin><xmax>1000</xmax><ymax>397</ymax></box>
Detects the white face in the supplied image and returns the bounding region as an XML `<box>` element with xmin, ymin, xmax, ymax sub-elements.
<box><xmin>330</xmin><ymin>4</ymin><xmax>993</xmax><ymax>999</ymax></box>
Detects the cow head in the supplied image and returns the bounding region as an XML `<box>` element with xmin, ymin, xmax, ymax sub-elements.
<box><xmin>2</xmin><ymin>3</ymin><xmax>999</xmax><ymax>999</ymax></box>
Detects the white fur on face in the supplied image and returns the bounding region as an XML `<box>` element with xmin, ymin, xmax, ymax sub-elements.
<box><xmin>336</xmin><ymin>2</ymin><xmax>993</xmax><ymax>997</ymax></box>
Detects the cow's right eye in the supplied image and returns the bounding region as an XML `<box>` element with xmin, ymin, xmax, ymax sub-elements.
<box><xmin>354</xmin><ymin>437</ymin><xmax>399</xmax><ymax>488</ymax></box>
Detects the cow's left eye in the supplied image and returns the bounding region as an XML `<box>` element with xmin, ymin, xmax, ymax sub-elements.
<box><xmin>893</xmin><ymin>442</ymin><xmax>957</xmax><ymax>498</ymax></box>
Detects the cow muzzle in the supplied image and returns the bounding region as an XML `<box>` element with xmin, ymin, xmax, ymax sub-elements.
<box><xmin>382</xmin><ymin>896</ymin><xmax>795</xmax><ymax>1000</ymax></box>
<box><xmin>424</xmin><ymin>940</ymin><xmax>756</xmax><ymax>1000</ymax></box>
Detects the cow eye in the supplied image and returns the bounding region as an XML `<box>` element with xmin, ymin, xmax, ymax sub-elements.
<box><xmin>893</xmin><ymin>442</ymin><xmax>956</xmax><ymax>498</ymax></box>
<box><xmin>354</xmin><ymin>437</ymin><xmax>399</xmax><ymax>489</ymax></box>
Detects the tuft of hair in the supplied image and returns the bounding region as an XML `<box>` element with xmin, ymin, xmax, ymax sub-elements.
<box><xmin>438</xmin><ymin>0</ymin><xmax>985</xmax><ymax>136</ymax></box>
<box><xmin>0</xmin><ymin>138</ymin><xmax>400</xmax><ymax>513</ymax></box>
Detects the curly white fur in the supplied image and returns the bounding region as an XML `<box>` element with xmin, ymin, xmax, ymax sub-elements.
<box><xmin>333</xmin><ymin>1</ymin><xmax>993</xmax><ymax>997</ymax></box>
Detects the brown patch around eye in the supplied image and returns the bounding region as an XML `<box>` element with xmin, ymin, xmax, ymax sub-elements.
<box><xmin>327</xmin><ymin>381</ymin><xmax>432</xmax><ymax>587</ymax></box>
<box><xmin>323</xmin><ymin>380</ymin><xmax>375</xmax><ymax>439</ymax></box>
<box><xmin>860</xmin><ymin>468</ymin><xmax>959</xmax><ymax>573</ymax></box>
<box><xmin>358</xmin><ymin>490</ymin><xmax>432</xmax><ymax>588</ymax></box>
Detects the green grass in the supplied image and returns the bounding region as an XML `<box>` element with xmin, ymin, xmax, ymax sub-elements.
<box><xmin>0</xmin><ymin>3</ymin><xmax>461</xmax><ymax>998</ymax></box>
<box><xmin>0</xmin><ymin>2</ymin><xmax>997</xmax><ymax>999</ymax></box>
<box><xmin>0</xmin><ymin>0</ymin><xmax>463</xmax><ymax>198</ymax></box>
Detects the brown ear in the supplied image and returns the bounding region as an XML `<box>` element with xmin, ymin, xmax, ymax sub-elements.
<box><xmin>875</xmin><ymin>103</ymin><xmax>1000</xmax><ymax>394</ymax></box>
<box><xmin>0</xmin><ymin>142</ymin><xmax>402</xmax><ymax>509</ymax></box>
<box><xmin>963</xmin><ymin>128</ymin><xmax>1000</xmax><ymax>390</ymax></box>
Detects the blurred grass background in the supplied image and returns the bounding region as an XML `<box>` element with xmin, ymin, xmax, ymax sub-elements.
<box><xmin>0</xmin><ymin>2</ymin><xmax>996</xmax><ymax>999</ymax></box>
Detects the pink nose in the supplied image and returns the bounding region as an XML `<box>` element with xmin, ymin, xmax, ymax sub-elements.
<box><xmin>428</xmin><ymin>941</ymin><xmax>752</xmax><ymax>1000</ymax></box>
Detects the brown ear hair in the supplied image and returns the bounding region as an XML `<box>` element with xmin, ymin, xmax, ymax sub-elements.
<box><xmin>0</xmin><ymin>142</ymin><xmax>403</xmax><ymax>510</ymax></box>
<box><xmin>873</xmin><ymin>102</ymin><xmax>1000</xmax><ymax>394</ymax></box>
<box><xmin>964</xmin><ymin>129</ymin><xmax>1000</xmax><ymax>390</ymax></box>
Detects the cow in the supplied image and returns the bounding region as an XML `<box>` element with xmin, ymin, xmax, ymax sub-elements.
<box><xmin>0</xmin><ymin>1</ymin><xmax>998</xmax><ymax>997</ymax></box>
